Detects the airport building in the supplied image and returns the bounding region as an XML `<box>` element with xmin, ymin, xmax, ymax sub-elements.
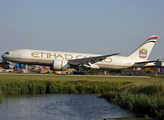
<box><xmin>0</xmin><ymin>59</ymin><xmax>8</xmax><ymax>69</ymax></box>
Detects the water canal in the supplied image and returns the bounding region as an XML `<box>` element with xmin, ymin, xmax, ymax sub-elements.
<box><xmin>0</xmin><ymin>94</ymin><xmax>137</xmax><ymax>120</ymax></box>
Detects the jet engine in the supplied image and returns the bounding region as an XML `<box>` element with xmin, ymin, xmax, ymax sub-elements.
<box><xmin>51</xmin><ymin>60</ymin><xmax>70</xmax><ymax>71</ymax></box>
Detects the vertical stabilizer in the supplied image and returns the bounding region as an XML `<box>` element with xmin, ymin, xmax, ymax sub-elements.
<box><xmin>128</xmin><ymin>35</ymin><xmax>158</xmax><ymax>60</ymax></box>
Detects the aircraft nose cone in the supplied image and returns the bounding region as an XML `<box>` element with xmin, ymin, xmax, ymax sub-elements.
<box><xmin>1</xmin><ymin>54</ymin><xmax>4</xmax><ymax>59</ymax></box>
<box><xmin>1</xmin><ymin>53</ymin><xmax>7</xmax><ymax>59</ymax></box>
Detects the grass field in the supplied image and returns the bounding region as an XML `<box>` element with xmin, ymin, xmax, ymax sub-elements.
<box><xmin>0</xmin><ymin>74</ymin><xmax>155</xmax><ymax>83</ymax></box>
<box><xmin>0</xmin><ymin>74</ymin><xmax>164</xmax><ymax>119</ymax></box>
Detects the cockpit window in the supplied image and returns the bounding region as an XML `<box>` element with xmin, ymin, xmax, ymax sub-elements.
<box><xmin>5</xmin><ymin>52</ymin><xmax>9</xmax><ymax>54</ymax></box>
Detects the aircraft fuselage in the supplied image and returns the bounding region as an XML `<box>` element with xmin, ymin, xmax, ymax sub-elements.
<box><xmin>1</xmin><ymin>49</ymin><xmax>155</xmax><ymax>70</ymax></box>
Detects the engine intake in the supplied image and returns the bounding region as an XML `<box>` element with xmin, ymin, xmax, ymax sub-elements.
<box><xmin>51</xmin><ymin>60</ymin><xmax>70</xmax><ymax>71</ymax></box>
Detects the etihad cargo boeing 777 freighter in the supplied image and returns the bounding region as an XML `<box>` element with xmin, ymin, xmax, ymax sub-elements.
<box><xmin>1</xmin><ymin>35</ymin><xmax>158</xmax><ymax>74</ymax></box>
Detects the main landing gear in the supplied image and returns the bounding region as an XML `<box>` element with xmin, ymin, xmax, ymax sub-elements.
<box><xmin>73</xmin><ymin>64</ymin><xmax>90</xmax><ymax>75</ymax></box>
<box><xmin>73</xmin><ymin>71</ymin><xmax>87</xmax><ymax>75</ymax></box>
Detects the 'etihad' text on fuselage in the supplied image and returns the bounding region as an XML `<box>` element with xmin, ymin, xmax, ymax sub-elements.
<box><xmin>31</xmin><ymin>52</ymin><xmax>112</xmax><ymax>63</ymax></box>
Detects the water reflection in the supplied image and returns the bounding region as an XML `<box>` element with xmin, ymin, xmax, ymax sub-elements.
<box><xmin>0</xmin><ymin>94</ymin><xmax>135</xmax><ymax>120</ymax></box>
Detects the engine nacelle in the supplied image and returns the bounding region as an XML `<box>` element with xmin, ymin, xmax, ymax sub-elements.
<box><xmin>51</xmin><ymin>60</ymin><xmax>70</xmax><ymax>71</ymax></box>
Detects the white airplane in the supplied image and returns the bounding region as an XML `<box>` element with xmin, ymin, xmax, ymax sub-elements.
<box><xmin>1</xmin><ymin>35</ymin><xmax>158</xmax><ymax>74</ymax></box>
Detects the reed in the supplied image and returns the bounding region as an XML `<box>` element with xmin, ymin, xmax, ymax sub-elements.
<box><xmin>0</xmin><ymin>74</ymin><xmax>135</xmax><ymax>94</ymax></box>
<box><xmin>47</xmin><ymin>80</ymin><xmax>123</xmax><ymax>94</ymax></box>
<box><xmin>0</xmin><ymin>80</ymin><xmax>46</xmax><ymax>93</ymax></box>
<box><xmin>0</xmin><ymin>74</ymin><xmax>161</xmax><ymax>94</ymax></box>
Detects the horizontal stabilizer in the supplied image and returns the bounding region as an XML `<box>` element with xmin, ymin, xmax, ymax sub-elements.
<box><xmin>69</xmin><ymin>53</ymin><xmax>120</xmax><ymax>65</ymax></box>
<box><xmin>135</xmin><ymin>60</ymin><xmax>158</xmax><ymax>64</ymax></box>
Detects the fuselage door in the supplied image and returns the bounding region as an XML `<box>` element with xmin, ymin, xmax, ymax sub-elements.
<box><xmin>17</xmin><ymin>52</ymin><xmax>21</xmax><ymax>58</ymax></box>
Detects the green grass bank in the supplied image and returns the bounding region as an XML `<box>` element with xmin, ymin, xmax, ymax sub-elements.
<box><xmin>0</xmin><ymin>74</ymin><xmax>136</xmax><ymax>94</ymax></box>
<box><xmin>102</xmin><ymin>78</ymin><xmax>164</xmax><ymax>119</ymax></box>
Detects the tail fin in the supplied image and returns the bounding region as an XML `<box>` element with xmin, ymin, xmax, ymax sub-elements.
<box><xmin>128</xmin><ymin>35</ymin><xmax>158</xmax><ymax>60</ymax></box>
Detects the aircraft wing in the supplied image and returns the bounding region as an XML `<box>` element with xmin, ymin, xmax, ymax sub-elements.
<box><xmin>68</xmin><ymin>53</ymin><xmax>120</xmax><ymax>65</ymax></box>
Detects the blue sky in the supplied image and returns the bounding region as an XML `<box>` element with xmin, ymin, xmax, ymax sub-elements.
<box><xmin>0</xmin><ymin>0</ymin><xmax>164</xmax><ymax>60</ymax></box>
